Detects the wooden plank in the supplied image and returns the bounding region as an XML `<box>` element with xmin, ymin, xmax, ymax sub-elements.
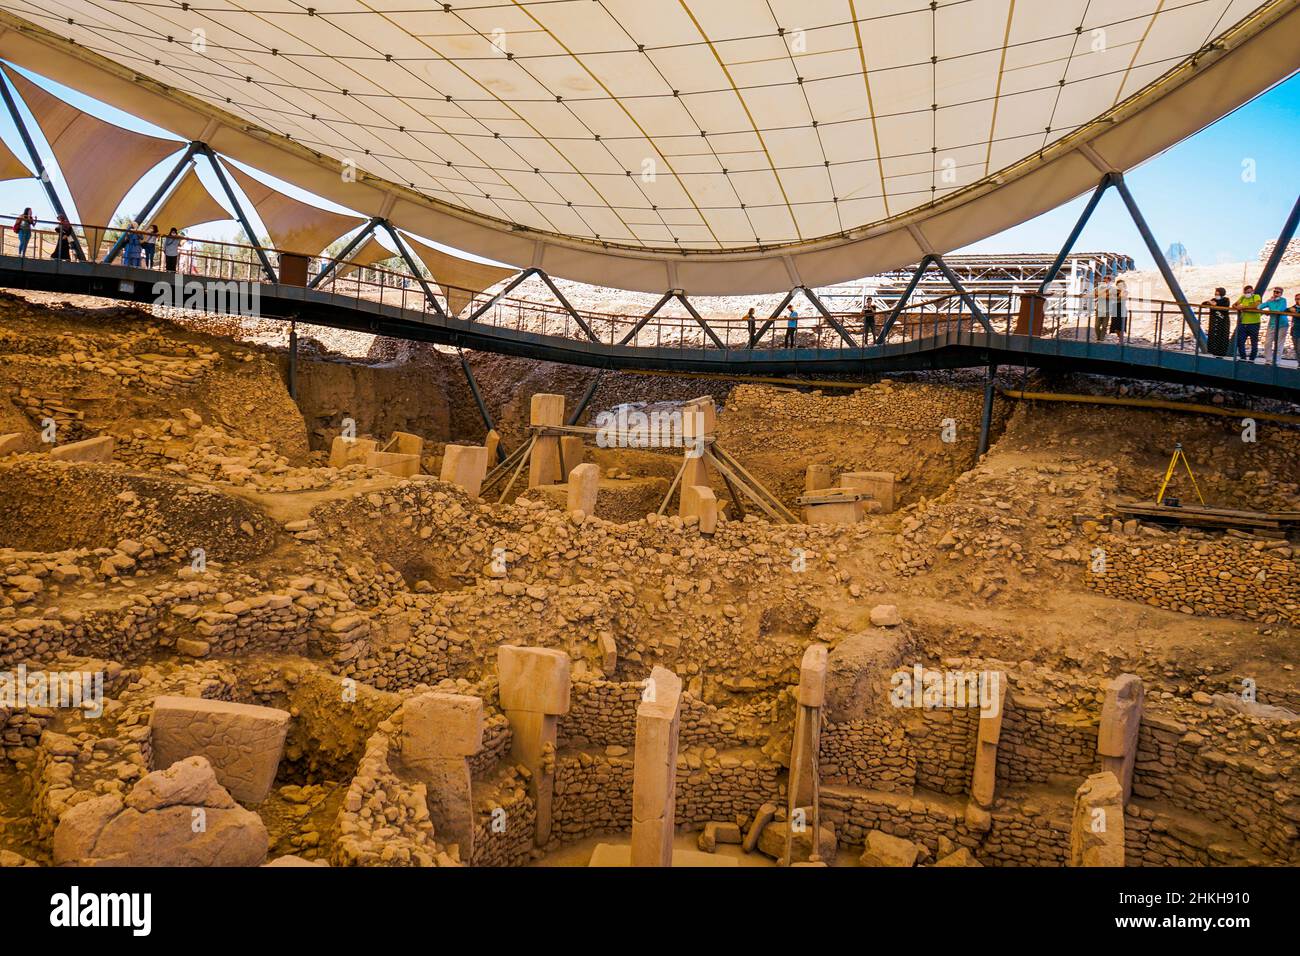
<box><xmin>711</xmin><ymin>445</ymin><xmax>798</xmax><ymax>523</ymax></box>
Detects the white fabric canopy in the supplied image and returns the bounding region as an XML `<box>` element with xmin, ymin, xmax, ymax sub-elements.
<box><xmin>0</xmin><ymin>2</ymin><xmax>1293</xmax><ymax>292</ymax></box>
<box><xmin>225</xmin><ymin>162</ymin><xmax>362</xmax><ymax>256</ymax></box>
<box><xmin>3</xmin><ymin>65</ymin><xmax>180</xmax><ymax>255</ymax></box>
<box><xmin>146</xmin><ymin>166</ymin><xmax>229</xmax><ymax>234</ymax></box>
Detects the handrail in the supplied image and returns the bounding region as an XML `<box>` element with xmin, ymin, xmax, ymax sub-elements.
<box><xmin>4</xmin><ymin>212</ymin><xmax>1299</xmax><ymax>372</ymax></box>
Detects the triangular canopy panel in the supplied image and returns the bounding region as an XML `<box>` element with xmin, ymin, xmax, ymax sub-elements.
<box><xmin>225</xmin><ymin>162</ymin><xmax>362</xmax><ymax>256</ymax></box>
<box><xmin>401</xmin><ymin>233</ymin><xmax>516</xmax><ymax>317</ymax></box>
<box><xmin>0</xmin><ymin>131</ymin><xmax>30</xmax><ymax>182</ymax></box>
<box><xmin>335</xmin><ymin>235</ymin><xmax>397</xmax><ymax>278</ymax></box>
<box><xmin>146</xmin><ymin>166</ymin><xmax>229</xmax><ymax>234</ymax></box>
<box><xmin>3</xmin><ymin>65</ymin><xmax>180</xmax><ymax>255</ymax></box>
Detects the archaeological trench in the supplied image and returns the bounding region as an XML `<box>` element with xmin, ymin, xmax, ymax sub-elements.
<box><xmin>0</xmin><ymin>291</ymin><xmax>1296</xmax><ymax>870</ymax></box>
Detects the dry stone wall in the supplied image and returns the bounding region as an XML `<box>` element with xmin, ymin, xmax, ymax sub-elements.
<box><xmin>1086</xmin><ymin>535</ymin><xmax>1298</xmax><ymax>626</ymax></box>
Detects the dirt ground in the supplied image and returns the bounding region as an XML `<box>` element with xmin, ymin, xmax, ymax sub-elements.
<box><xmin>0</xmin><ymin>288</ymin><xmax>1295</xmax><ymax>868</ymax></box>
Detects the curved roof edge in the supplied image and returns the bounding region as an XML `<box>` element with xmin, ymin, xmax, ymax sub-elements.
<box><xmin>0</xmin><ymin>4</ymin><xmax>1296</xmax><ymax>295</ymax></box>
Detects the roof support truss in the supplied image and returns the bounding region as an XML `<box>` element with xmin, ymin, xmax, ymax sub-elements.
<box><xmin>103</xmin><ymin>141</ymin><xmax>198</xmax><ymax>264</ymax></box>
<box><xmin>467</xmin><ymin>267</ymin><xmax>598</xmax><ymax>342</ymax></box>
<box><xmin>198</xmin><ymin>143</ymin><xmax>277</xmax><ymax>284</ymax></box>
<box><xmin>308</xmin><ymin>216</ymin><xmax>379</xmax><ymax>289</ymax></box>
<box><xmin>0</xmin><ymin>67</ymin><xmax>84</xmax><ymax>261</ymax></box>
<box><xmin>1256</xmin><ymin>192</ymin><xmax>1300</xmax><ymax>295</ymax></box>
<box><xmin>375</xmin><ymin>218</ymin><xmax>448</xmax><ymax>321</ymax></box>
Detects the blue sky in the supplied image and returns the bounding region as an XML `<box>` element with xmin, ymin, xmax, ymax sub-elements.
<box><xmin>0</xmin><ymin>64</ymin><xmax>1296</xmax><ymax>272</ymax></box>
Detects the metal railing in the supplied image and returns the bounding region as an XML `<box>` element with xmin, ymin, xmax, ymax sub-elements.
<box><xmin>2</xmin><ymin>215</ymin><xmax>1298</xmax><ymax>371</ymax></box>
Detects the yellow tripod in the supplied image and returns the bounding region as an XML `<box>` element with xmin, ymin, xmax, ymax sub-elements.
<box><xmin>1155</xmin><ymin>442</ymin><xmax>1204</xmax><ymax>506</ymax></box>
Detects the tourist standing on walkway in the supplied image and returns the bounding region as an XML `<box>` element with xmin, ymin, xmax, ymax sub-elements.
<box><xmin>1233</xmin><ymin>285</ymin><xmax>1262</xmax><ymax>360</ymax></box>
<box><xmin>783</xmin><ymin>305</ymin><xmax>798</xmax><ymax>347</ymax></box>
<box><xmin>742</xmin><ymin>306</ymin><xmax>756</xmax><ymax>344</ymax></box>
<box><xmin>1291</xmin><ymin>293</ymin><xmax>1300</xmax><ymax>362</ymax></box>
<box><xmin>1092</xmin><ymin>275</ymin><xmax>1116</xmax><ymax>340</ymax></box>
<box><xmin>13</xmin><ymin>207</ymin><xmax>33</xmax><ymax>257</ymax></box>
<box><xmin>1261</xmin><ymin>286</ymin><xmax>1289</xmax><ymax>362</ymax></box>
<box><xmin>1202</xmin><ymin>287</ymin><xmax>1231</xmax><ymax>356</ymax></box>
<box><xmin>862</xmin><ymin>296</ymin><xmax>877</xmax><ymax>344</ymax></box>
<box><xmin>163</xmin><ymin>228</ymin><xmax>181</xmax><ymax>272</ymax></box>
<box><xmin>142</xmin><ymin>225</ymin><xmax>159</xmax><ymax>269</ymax></box>
<box><xmin>51</xmin><ymin>214</ymin><xmax>74</xmax><ymax>260</ymax></box>
<box><xmin>122</xmin><ymin>222</ymin><xmax>142</xmax><ymax>267</ymax></box>
<box><xmin>1110</xmin><ymin>279</ymin><xmax>1129</xmax><ymax>341</ymax></box>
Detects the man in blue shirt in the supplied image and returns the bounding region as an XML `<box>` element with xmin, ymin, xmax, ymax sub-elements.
<box><xmin>1262</xmin><ymin>286</ymin><xmax>1289</xmax><ymax>363</ymax></box>
<box><xmin>783</xmin><ymin>306</ymin><xmax>799</xmax><ymax>348</ymax></box>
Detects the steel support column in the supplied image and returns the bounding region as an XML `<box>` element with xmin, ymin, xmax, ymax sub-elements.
<box><xmin>873</xmin><ymin>255</ymin><xmax>933</xmax><ymax>344</ymax></box>
<box><xmin>567</xmin><ymin>369</ymin><xmax>605</xmax><ymax>426</ymax></box>
<box><xmin>287</xmin><ymin>318</ymin><xmax>298</xmax><ymax>400</ymax></box>
<box><xmin>467</xmin><ymin>268</ymin><xmax>531</xmax><ymax>322</ymax></box>
<box><xmin>310</xmin><ymin>217</ymin><xmax>380</xmax><ymax>289</ymax></box>
<box><xmin>534</xmin><ymin>269</ymin><xmax>600</xmax><ymax>342</ymax></box>
<box><xmin>1036</xmin><ymin>173</ymin><xmax>1116</xmax><ymax>295</ymax></box>
<box><xmin>375</xmin><ymin>220</ymin><xmax>446</xmax><ymax>319</ymax></box>
<box><xmin>1112</xmin><ymin>173</ymin><xmax>1206</xmax><ymax>349</ymax></box>
<box><xmin>199</xmin><ymin>144</ymin><xmax>277</xmax><ymax>283</ymax></box>
<box><xmin>459</xmin><ymin>350</ymin><xmax>500</xmax><ymax>459</ymax></box>
<box><xmin>930</xmin><ymin>255</ymin><xmax>993</xmax><ymax>333</ymax></box>
<box><xmin>1256</xmin><ymin>192</ymin><xmax>1300</xmax><ymax>295</ymax></box>
<box><xmin>977</xmin><ymin>363</ymin><xmax>997</xmax><ymax>456</ymax></box>
<box><xmin>617</xmin><ymin>290</ymin><xmax>674</xmax><ymax>345</ymax></box>
<box><xmin>0</xmin><ymin>69</ymin><xmax>84</xmax><ymax>261</ymax></box>
<box><xmin>676</xmin><ymin>293</ymin><xmax>726</xmax><ymax>350</ymax></box>
<box><xmin>800</xmin><ymin>286</ymin><xmax>860</xmax><ymax>347</ymax></box>
<box><xmin>104</xmin><ymin>142</ymin><xmax>200</xmax><ymax>264</ymax></box>
<box><xmin>749</xmin><ymin>289</ymin><xmax>797</xmax><ymax>347</ymax></box>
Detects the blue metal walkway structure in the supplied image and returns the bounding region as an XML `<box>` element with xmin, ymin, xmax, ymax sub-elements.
<box><xmin>4</xmin><ymin>253</ymin><xmax>1300</xmax><ymax>404</ymax></box>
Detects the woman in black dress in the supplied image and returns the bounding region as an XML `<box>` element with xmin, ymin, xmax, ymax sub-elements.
<box><xmin>1203</xmin><ymin>287</ymin><xmax>1231</xmax><ymax>356</ymax></box>
<box><xmin>1110</xmin><ymin>280</ymin><xmax>1128</xmax><ymax>340</ymax></box>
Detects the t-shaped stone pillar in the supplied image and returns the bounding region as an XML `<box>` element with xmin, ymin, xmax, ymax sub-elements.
<box><xmin>399</xmin><ymin>692</ymin><xmax>483</xmax><ymax>859</ymax></box>
<box><xmin>497</xmin><ymin>645</ymin><xmax>572</xmax><ymax>846</ymax></box>
<box><xmin>1069</xmin><ymin>770</ymin><xmax>1125</xmax><ymax>866</ymax></box>
<box><xmin>786</xmin><ymin>644</ymin><xmax>827</xmax><ymax>866</ymax></box>
<box><xmin>677</xmin><ymin>396</ymin><xmax>714</xmax><ymax>516</ymax></box>
<box><xmin>631</xmin><ymin>666</ymin><xmax>683</xmax><ymax>867</ymax></box>
<box><xmin>528</xmin><ymin>393</ymin><xmax>566</xmax><ymax>488</ymax></box>
<box><xmin>965</xmin><ymin>671</ymin><xmax>1006</xmax><ymax>832</ymax></box>
<box><xmin>1097</xmin><ymin>674</ymin><xmax>1144</xmax><ymax>804</ymax></box>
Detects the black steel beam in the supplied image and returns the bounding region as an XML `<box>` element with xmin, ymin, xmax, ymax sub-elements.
<box><xmin>677</xmin><ymin>293</ymin><xmax>726</xmax><ymax>349</ymax></box>
<box><xmin>874</xmin><ymin>255</ymin><xmax>933</xmax><ymax>344</ymax></box>
<box><xmin>376</xmin><ymin>220</ymin><xmax>447</xmax><ymax>320</ymax></box>
<box><xmin>567</xmin><ymin>369</ymin><xmax>605</xmax><ymax>426</ymax></box>
<box><xmin>617</xmin><ymin>290</ymin><xmax>674</xmax><ymax>345</ymax></box>
<box><xmin>104</xmin><ymin>142</ymin><xmax>200</xmax><ymax>264</ymax></box>
<box><xmin>467</xmin><ymin>267</ymin><xmax>532</xmax><ymax>322</ymax></box>
<box><xmin>459</xmin><ymin>350</ymin><xmax>498</xmax><ymax>444</ymax></box>
<box><xmin>200</xmin><ymin>145</ymin><xmax>277</xmax><ymax>283</ymax></box>
<box><xmin>977</xmin><ymin>363</ymin><xmax>997</xmax><ymax>455</ymax></box>
<box><xmin>0</xmin><ymin>69</ymin><xmax>84</xmax><ymax>261</ymax></box>
<box><xmin>749</xmin><ymin>288</ymin><xmax>797</xmax><ymax>347</ymax></box>
<box><xmin>930</xmin><ymin>254</ymin><xmax>994</xmax><ymax>333</ymax></box>
<box><xmin>1036</xmin><ymin>172</ymin><xmax>1116</xmax><ymax>295</ymax></box>
<box><xmin>800</xmin><ymin>285</ymin><xmax>859</xmax><ymax>347</ymax></box>
<box><xmin>309</xmin><ymin>217</ymin><xmax>379</xmax><ymax>289</ymax></box>
<box><xmin>1112</xmin><ymin>173</ymin><xmax>1207</xmax><ymax>350</ymax></box>
<box><xmin>535</xmin><ymin>269</ymin><xmax>599</xmax><ymax>342</ymax></box>
<box><xmin>287</xmin><ymin>318</ymin><xmax>298</xmax><ymax>400</ymax></box>
<box><xmin>1256</xmin><ymin>192</ymin><xmax>1300</xmax><ymax>296</ymax></box>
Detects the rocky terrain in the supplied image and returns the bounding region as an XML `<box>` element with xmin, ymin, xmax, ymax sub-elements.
<box><xmin>0</xmin><ymin>288</ymin><xmax>1295</xmax><ymax>869</ymax></box>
